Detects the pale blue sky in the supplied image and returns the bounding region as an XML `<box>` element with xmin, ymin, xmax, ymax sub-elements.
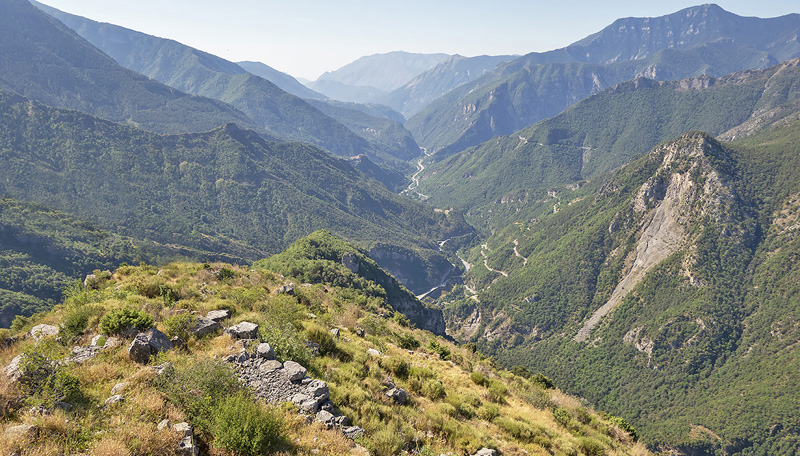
<box><xmin>37</xmin><ymin>0</ymin><xmax>800</xmax><ymax>81</ymax></box>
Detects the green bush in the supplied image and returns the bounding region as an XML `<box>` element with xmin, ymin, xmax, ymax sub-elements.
<box><xmin>210</xmin><ymin>392</ymin><xmax>286</xmax><ymax>455</ymax></box>
<box><xmin>99</xmin><ymin>308</ymin><xmax>154</xmax><ymax>335</ymax></box>
<box><xmin>470</xmin><ymin>371</ymin><xmax>487</xmax><ymax>386</ymax></box>
<box><xmin>427</xmin><ymin>339</ymin><xmax>451</xmax><ymax>360</ymax></box>
<box><xmin>397</xmin><ymin>333</ymin><xmax>420</xmax><ymax>350</ymax></box>
<box><xmin>486</xmin><ymin>380</ymin><xmax>508</xmax><ymax>403</ymax></box>
<box><xmin>578</xmin><ymin>436</ymin><xmax>606</xmax><ymax>456</ymax></box>
<box><xmin>382</xmin><ymin>357</ymin><xmax>409</xmax><ymax>380</ymax></box>
<box><xmin>59</xmin><ymin>306</ymin><xmax>93</xmax><ymax>343</ymax></box>
<box><xmin>19</xmin><ymin>341</ymin><xmax>83</xmax><ymax>408</ymax></box>
<box><xmin>477</xmin><ymin>403</ymin><xmax>499</xmax><ymax>421</ymax></box>
<box><xmin>368</xmin><ymin>422</ymin><xmax>405</xmax><ymax>456</ymax></box>
<box><xmin>162</xmin><ymin>313</ymin><xmax>196</xmax><ymax>341</ymax></box>
<box><xmin>530</xmin><ymin>372</ymin><xmax>554</xmax><ymax>389</ymax></box>
<box><xmin>495</xmin><ymin>416</ymin><xmax>547</xmax><ymax>443</ymax></box>
<box><xmin>305</xmin><ymin>325</ymin><xmax>337</xmax><ymax>356</ymax></box>
<box><xmin>609</xmin><ymin>415</ymin><xmax>638</xmax><ymax>441</ymax></box>
<box><xmin>553</xmin><ymin>407</ymin><xmax>573</xmax><ymax>428</ymax></box>
<box><xmin>392</xmin><ymin>312</ymin><xmax>411</xmax><ymax>327</ymax></box>
<box><xmin>260</xmin><ymin>322</ymin><xmax>311</xmax><ymax>365</ymax></box>
<box><xmin>421</xmin><ymin>379</ymin><xmax>446</xmax><ymax>400</ymax></box>
<box><xmin>217</xmin><ymin>268</ymin><xmax>236</xmax><ymax>280</ymax></box>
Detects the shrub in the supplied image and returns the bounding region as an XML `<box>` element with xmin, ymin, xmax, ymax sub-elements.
<box><xmin>486</xmin><ymin>380</ymin><xmax>508</xmax><ymax>403</ymax></box>
<box><xmin>463</xmin><ymin>343</ymin><xmax>477</xmax><ymax>353</ymax></box>
<box><xmin>19</xmin><ymin>341</ymin><xmax>83</xmax><ymax>407</ymax></box>
<box><xmin>392</xmin><ymin>312</ymin><xmax>411</xmax><ymax>327</ymax></box>
<box><xmin>421</xmin><ymin>379</ymin><xmax>446</xmax><ymax>400</ymax></box>
<box><xmin>578</xmin><ymin>437</ymin><xmax>606</xmax><ymax>456</ymax></box>
<box><xmin>609</xmin><ymin>415</ymin><xmax>638</xmax><ymax>441</ymax></box>
<box><xmin>397</xmin><ymin>333</ymin><xmax>420</xmax><ymax>350</ymax></box>
<box><xmin>477</xmin><ymin>403</ymin><xmax>499</xmax><ymax>421</ymax></box>
<box><xmin>470</xmin><ymin>371</ymin><xmax>487</xmax><ymax>386</ymax></box>
<box><xmin>210</xmin><ymin>392</ymin><xmax>286</xmax><ymax>455</ymax></box>
<box><xmin>99</xmin><ymin>308</ymin><xmax>154</xmax><ymax>335</ymax></box>
<box><xmin>368</xmin><ymin>422</ymin><xmax>405</xmax><ymax>456</ymax></box>
<box><xmin>305</xmin><ymin>325</ymin><xmax>337</xmax><ymax>356</ymax></box>
<box><xmin>59</xmin><ymin>306</ymin><xmax>93</xmax><ymax>343</ymax></box>
<box><xmin>382</xmin><ymin>357</ymin><xmax>409</xmax><ymax>380</ymax></box>
<box><xmin>553</xmin><ymin>407</ymin><xmax>573</xmax><ymax>428</ymax></box>
<box><xmin>162</xmin><ymin>313</ymin><xmax>196</xmax><ymax>341</ymax></box>
<box><xmin>495</xmin><ymin>416</ymin><xmax>547</xmax><ymax>443</ymax></box>
<box><xmin>531</xmin><ymin>372</ymin><xmax>555</xmax><ymax>389</ymax></box>
<box><xmin>260</xmin><ymin>323</ymin><xmax>311</xmax><ymax>365</ymax></box>
<box><xmin>427</xmin><ymin>339</ymin><xmax>451</xmax><ymax>360</ymax></box>
<box><xmin>217</xmin><ymin>268</ymin><xmax>236</xmax><ymax>280</ymax></box>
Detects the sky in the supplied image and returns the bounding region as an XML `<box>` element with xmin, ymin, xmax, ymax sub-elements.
<box><xmin>36</xmin><ymin>0</ymin><xmax>800</xmax><ymax>81</ymax></box>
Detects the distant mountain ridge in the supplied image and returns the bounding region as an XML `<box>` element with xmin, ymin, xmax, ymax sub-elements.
<box><xmin>33</xmin><ymin>1</ymin><xmax>413</xmax><ymax>163</ymax></box>
<box><xmin>237</xmin><ymin>60</ymin><xmax>327</xmax><ymax>99</ymax></box>
<box><xmin>315</xmin><ymin>51</ymin><xmax>451</xmax><ymax>92</ymax></box>
<box><xmin>407</xmin><ymin>4</ymin><xmax>800</xmax><ymax>156</ymax></box>
<box><xmin>0</xmin><ymin>0</ymin><xmax>261</xmax><ymax>135</ymax></box>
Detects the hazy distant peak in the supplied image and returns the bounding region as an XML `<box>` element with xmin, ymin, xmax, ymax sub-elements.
<box><xmin>316</xmin><ymin>51</ymin><xmax>451</xmax><ymax>92</ymax></box>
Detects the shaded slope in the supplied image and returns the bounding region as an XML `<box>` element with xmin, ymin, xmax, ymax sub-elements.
<box><xmin>0</xmin><ymin>0</ymin><xmax>259</xmax><ymax>135</ymax></box>
<box><xmin>0</xmin><ymin>90</ymin><xmax>473</xmax><ymax>293</ymax></box>
<box><xmin>237</xmin><ymin>60</ymin><xmax>327</xmax><ymax>99</ymax></box>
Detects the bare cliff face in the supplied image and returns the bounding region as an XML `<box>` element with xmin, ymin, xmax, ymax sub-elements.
<box><xmin>576</xmin><ymin>133</ymin><xmax>741</xmax><ymax>341</ymax></box>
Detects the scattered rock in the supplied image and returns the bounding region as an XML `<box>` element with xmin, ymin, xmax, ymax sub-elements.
<box><xmin>284</xmin><ymin>361</ymin><xmax>306</xmax><ymax>382</ymax></box>
<box><xmin>276</xmin><ymin>285</ymin><xmax>294</xmax><ymax>296</ymax></box>
<box><xmin>157</xmin><ymin>419</ymin><xmax>171</xmax><ymax>431</ymax></box>
<box><xmin>306</xmin><ymin>379</ymin><xmax>330</xmax><ymax>400</ymax></box>
<box><xmin>104</xmin><ymin>394</ymin><xmax>124</xmax><ymax>405</ymax></box>
<box><xmin>151</xmin><ymin>362</ymin><xmax>174</xmax><ymax>376</ymax></box>
<box><xmin>111</xmin><ymin>382</ymin><xmax>130</xmax><ymax>395</ymax></box>
<box><xmin>173</xmin><ymin>422</ymin><xmax>193</xmax><ymax>438</ymax></box>
<box><xmin>355</xmin><ymin>327</ymin><xmax>365</xmax><ymax>338</ymax></box>
<box><xmin>259</xmin><ymin>360</ymin><xmax>283</xmax><ymax>373</ymax></box>
<box><xmin>386</xmin><ymin>387</ymin><xmax>408</xmax><ymax>405</ymax></box>
<box><xmin>90</xmin><ymin>334</ymin><xmax>105</xmax><ymax>346</ymax></box>
<box><xmin>171</xmin><ymin>336</ymin><xmax>186</xmax><ymax>350</ymax></box>
<box><xmin>224</xmin><ymin>321</ymin><xmax>259</xmax><ymax>339</ymax></box>
<box><xmin>330</xmin><ymin>328</ymin><xmax>340</xmax><ymax>339</ymax></box>
<box><xmin>367</xmin><ymin>348</ymin><xmax>382</xmax><ymax>357</ymax></box>
<box><xmin>4</xmin><ymin>424</ymin><xmax>39</xmax><ymax>441</ymax></box>
<box><xmin>54</xmin><ymin>401</ymin><xmax>72</xmax><ymax>412</ymax></box>
<box><xmin>316</xmin><ymin>410</ymin><xmax>335</xmax><ymax>426</ymax></box>
<box><xmin>66</xmin><ymin>345</ymin><xmax>104</xmax><ymax>364</ymax></box>
<box><xmin>225</xmin><ymin>352</ymin><xmax>249</xmax><ymax>363</ymax></box>
<box><xmin>3</xmin><ymin>354</ymin><xmax>25</xmax><ymax>381</ymax></box>
<box><xmin>343</xmin><ymin>426</ymin><xmax>365</xmax><ymax>439</ymax></box>
<box><xmin>305</xmin><ymin>341</ymin><xmax>321</xmax><ymax>356</ymax></box>
<box><xmin>206</xmin><ymin>309</ymin><xmax>231</xmax><ymax>323</ymax></box>
<box><xmin>191</xmin><ymin>316</ymin><xmax>222</xmax><ymax>338</ymax></box>
<box><xmin>179</xmin><ymin>436</ymin><xmax>199</xmax><ymax>456</ymax></box>
<box><xmin>30</xmin><ymin>324</ymin><xmax>59</xmax><ymax>341</ymax></box>
<box><xmin>471</xmin><ymin>448</ymin><xmax>498</xmax><ymax>456</ymax></box>
<box><xmin>256</xmin><ymin>343</ymin><xmax>276</xmax><ymax>360</ymax></box>
<box><xmin>127</xmin><ymin>329</ymin><xmax>173</xmax><ymax>364</ymax></box>
<box><xmin>28</xmin><ymin>405</ymin><xmax>49</xmax><ymax>416</ymax></box>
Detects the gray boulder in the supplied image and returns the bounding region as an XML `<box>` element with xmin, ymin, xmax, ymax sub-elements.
<box><xmin>191</xmin><ymin>316</ymin><xmax>222</xmax><ymax>338</ymax></box>
<box><xmin>386</xmin><ymin>387</ymin><xmax>409</xmax><ymax>405</ymax></box>
<box><xmin>104</xmin><ymin>394</ymin><xmax>124</xmax><ymax>405</ymax></box>
<box><xmin>206</xmin><ymin>309</ymin><xmax>231</xmax><ymax>323</ymax></box>
<box><xmin>306</xmin><ymin>379</ymin><xmax>330</xmax><ymax>400</ymax></box>
<box><xmin>3</xmin><ymin>354</ymin><xmax>25</xmax><ymax>381</ymax></box>
<box><xmin>472</xmin><ymin>449</ymin><xmax>498</xmax><ymax>456</ymax></box>
<box><xmin>276</xmin><ymin>285</ymin><xmax>294</xmax><ymax>296</ymax></box>
<box><xmin>157</xmin><ymin>419</ymin><xmax>171</xmax><ymax>431</ymax></box>
<box><xmin>4</xmin><ymin>424</ymin><xmax>38</xmax><ymax>441</ymax></box>
<box><xmin>343</xmin><ymin>426</ymin><xmax>365</xmax><ymax>439</ymax></box>
<box><xmin>283</xmin><ymin>361</ymin><xmax>306</xmax><ymax>382</ymax></box>
<box><xmin>30</xmin><ymin>324</ymin><xmax>59</xmax><ymax>341</ymax></box>
<box><xmin>127</xmin><ymin>329</ymin><xmax>173</xmax><ymax>364</ymax></box>
<box><xmin>224</xmin><ymin>321</ymin><xmax>259</xmax><ymax>339</ymax></box>
<box><xmin>330</xmin><ymin>328</ymin><xmax>340</xmax><ymax>339</ymax></box>
<box><xmin>316</xmin><ymin>410</ymin><xmax>335</xmax><ymax>426</ymax></box>
<box><xmin>256</xmin><ymin>343</ymin><xmax>276</xmax><ymax>360</ymax></box>
<box><xmin>259</xmin><ymin>360</ymin><xmax>283</xmax><ymax>373</ymax></box>
<box><xmin>355</xmin><ymin>327</ymin><xmax>365</xmax><ymax>338</ymax></box>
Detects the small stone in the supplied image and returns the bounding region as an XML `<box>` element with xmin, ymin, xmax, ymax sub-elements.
<box><xmin>257</xmin><ymin>343</ymin><xmax>276</xmax><ymax>360</ymax></box>
<box><xmin>471</xmin><ymin>448</ymin><xmax>498</xmax><ymax>456</ymax></box>
<box><xmin>191</xmin><ymin>316</ymin><xmax>222</xmax><ymax>338</ymax></box>
<box><xmin>283</xmin><ymin>361</ymin><xmax>307</xmax><ymax>382</ymax></box>
<box><xmin>105</xmin><ymin>394</ymin><xmax>124</xmax><ymax>405</ymax></box>
<box><xmin>179</xmin><ymin>435</ymin><xmax>199</xmax><ymax>456</ymax></box>
<box><xmin>111</xmin><ymin>382</ymin><xmax>130</xmax><ymax>395</ymax></box>
<box><xmin>4</xmin><ymin>424</ymin><xmax>39</xmax><ymax>441</ymax></box>
<box><xmin>83</xmin><ymin>274</ymin><xmax>98</xmax><ymax>289</ymax></box>
<box><xmin>224</xmin><ymin>321</ymin><xmax>259</xmax><ymax>339</ymax></box>
<box><xmin>54</xmin><ymin>401</ymin><xmax>72</xmax><ymax>412</ymax></box>
<box><xmin>4</xmin><ymin>354</ymin><xmax>26</xmax><ymax>381</ymax></box>
<box><xmin>276</xmin><ymin>285</ymin><xmax>294</xmax><ymax>296</ymax></box>
<box><xmin>386</xmin><ymin>387</ymin><xmax>409</xmax><ymax>405</ymax></box>
<box><xmin>367</xmin><ymin>348</ymin><xmax>382</xmax><ymax>357</ymax></box>
<box><xmin>173</xmin><ymin>422</ymin><xmax>193</xmax><ymax>438</ymax></box>
<box><xmin>157</xmin><ymin>419</ymin><xmax>171</xmax><ymax>431</ymax></box>
<box><xmin>333</xmin><ymin>415</ymin><xmax>350</xmax><ymax>428</ymax></box>
<box><xmin>343</xmin><ymin>426</ymin><xmax>365</xmax><ymax>439</ymax></box>
<box><xmin>90</xmin><ymin>334</ymin><xmax>105</xmax><ymax>346</ymax></box>
<box><xmin>315</xmin><ymin>410</ymin><xmax>335</xmax><ymax>426</ymax></box>
<box><xmin>28</xmin><ymin>405</ymin><xmax>49</xmax><ymax>416</ymax></box>
<box><xmin>330</xmin><ymin>328</ymin><xmax>340</xmax><ymax>339</ymax></box>
<box><xmin>355</xmin><ymin>327</ymin><xmax>365</xmax><ymax>338</ymax></box>
<box><xmin>206</xmin><ymin>309</ymin><xmax>231</xmax><ymax>323</ymax></box>
<box><xmin>306</xmin><ymin>379</ymin><xmax>330</xmax><ymax>400</ymax></box>
<box><xmin>259</xmin><ymin>360</ymin><xmax>283</xmax><ymax>372</ymax></box>
<box><xmin>30</xmin><ymin>324</ymin><xmax>59</xmax><ymax>341</ymax></box>
<box><xmin>305</xmin><ymin>341</ymin><xmax>321</xmax><ymax>356</ymax></box>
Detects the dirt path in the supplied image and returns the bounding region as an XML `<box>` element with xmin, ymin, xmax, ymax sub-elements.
<box><xmin>512</xmin><ymin>239</ymin><xmax>528</xmax><ymax>266</ymax></box>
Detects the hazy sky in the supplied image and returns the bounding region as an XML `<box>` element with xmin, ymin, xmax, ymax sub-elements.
<box><xmin>37</xmin><ymin>0</ymin><xmax>800</xmax><ymax>81</ymax></box>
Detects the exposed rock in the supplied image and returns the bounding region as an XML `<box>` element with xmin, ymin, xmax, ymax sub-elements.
<box><xmin>341</xmin><ymin>252</ymin><xmax>360</xmax><ymax>273</ymax></box>
<box><xmin>171</xmin><ymin>336</ymin><xmax>186</xmax><ymax>350</ymax></box>
<box><xmin>28</xmin><ymin>405</ymin><xmax>49</xmax><ymax>416</ymax></box>
<box><xmin>4</xmin><ymin>424</ymin><xmax>38</xmax><ymax>441</ymax></box>
<box><xmin>257</xmin><ymin>343</ymin><xmax>276</xmax><ymax>360</ymax></box>
<box><xmin>206</xmin><ymin>309</ymin><xmax>231</xmax><ymax>323</ymax></box>
<box><xmin>104</xmin><ymin>394</ymin><xmax>124</xmax><ymax>405</ymax></box>
<box><xmin>54</xmin><ymin>401</ymin><xmax>72</xmax><ymax>412</ymax></box>
<box><xmin>386</xmin><ymin>387</ymin><xmax>408</xmax><ymax>405</ymax></box>
<box><xmin>4</xmin><ymin>354</ymin><xmax>25</xmax><ymax>381</ymax></box>
<box><xmin>173</xmin><ymin>422</ymin><xmax>193</xmax><ymax>438</ymax></box>
<box><xmin>471</xmin><ymin>448</ymin><xmax>497</xmax><ymax>456</ymax></box>
<box><xmin>225</xmin><ymin>352</ymin><xmax>249</xmax><ymax>363</ymax></box>
<box><xmin>128</xmin><ymin>329</ymin><xmax>173</xmax><ymax>364</ymax></box>
<box><xmin>157</xmin><ymin>419</ymin><xmax>171</xmax><ymax>431</ymax></box>
<box><xmin>330</xmin><ymin>328</ymin><xmax>340</xmax><ymax>339</ymax></box>
<box><xmin>179</xmin><ymin>436</ymin><xmax>199</xmax><ymax>456</ymax></box>
<box><xmin>191</xmin><ymin>316</ymin><xmax>222</xmax><ymax>338</ymax></box>
<box><xmin>343</xmin><ymin>426</ymin><xmax>365</xmax><ymax>439</ymax></box>
<box><xmin>305</xmin><ymin>341</ymin><xmax>321</xmax><ymax>356</ymax></box>
<box><xmin>30</xmin><ymin>324</ymin><xmax>58</xmax><ymax>341</ymax></box>
<box><xmin>66</xmin><ymin>345</ymin><xmax>104</xmax><ymax>364</ymax></box>
<box><xmin>224</xmin><ymin>321</ymin><xmax>259</xmax><ymax>339</ymax></box>
<box><xmin>316</xmin><ymin>410</ymin><xmax>335</xmax><ymax>426</ymax></box>
<box><xmin>367</xmin><ymin>348</ymin><xmax>382</xmax><ymax>357</ymax></box>
<box><xmin>276</xmin><ymin>285</ymin><xmax>295</xmax><ymax>296</ymax></box>
<box><xmin>111</xmin><ymin>382</ymin><xmax>130</xmax><ymax>395</ymax></box>
<box><xmin>151</xmin><ymin>362</ymin><xmax>174</xmax><ymax>376</ymax></box>
<box><xmin>284</xmin><ymin>361</ymin><xmax>306</xmax><ymax>382</ymax></box>
<box><xmin>355</xmin><ymin>327</ymin><xmax>365</xmax><ymax>337</ymax></box>
<box><xmin>259</xmin><ymin>360</ymin><xmax>283</xmax><ymax>373</ymax></box>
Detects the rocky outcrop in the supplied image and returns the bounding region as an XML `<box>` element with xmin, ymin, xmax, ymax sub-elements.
<box><xmin>191</xmin><ymin>316</ymin><xmax>222</xmax><ymax>338</ymax></box>
<box><xmin>224</xmin><ymin>321</ymin><xmax>259</xmax><ymax>339</ymax></box>
<box><xmin>128</xmin><ymin>328</ymin><xmax>173</xmax><ymax>363</ymax></box>
<box><xmin>30</xmin><ymin>324</ymin><xmax>58</xmax><ymax>341</ymax></box>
